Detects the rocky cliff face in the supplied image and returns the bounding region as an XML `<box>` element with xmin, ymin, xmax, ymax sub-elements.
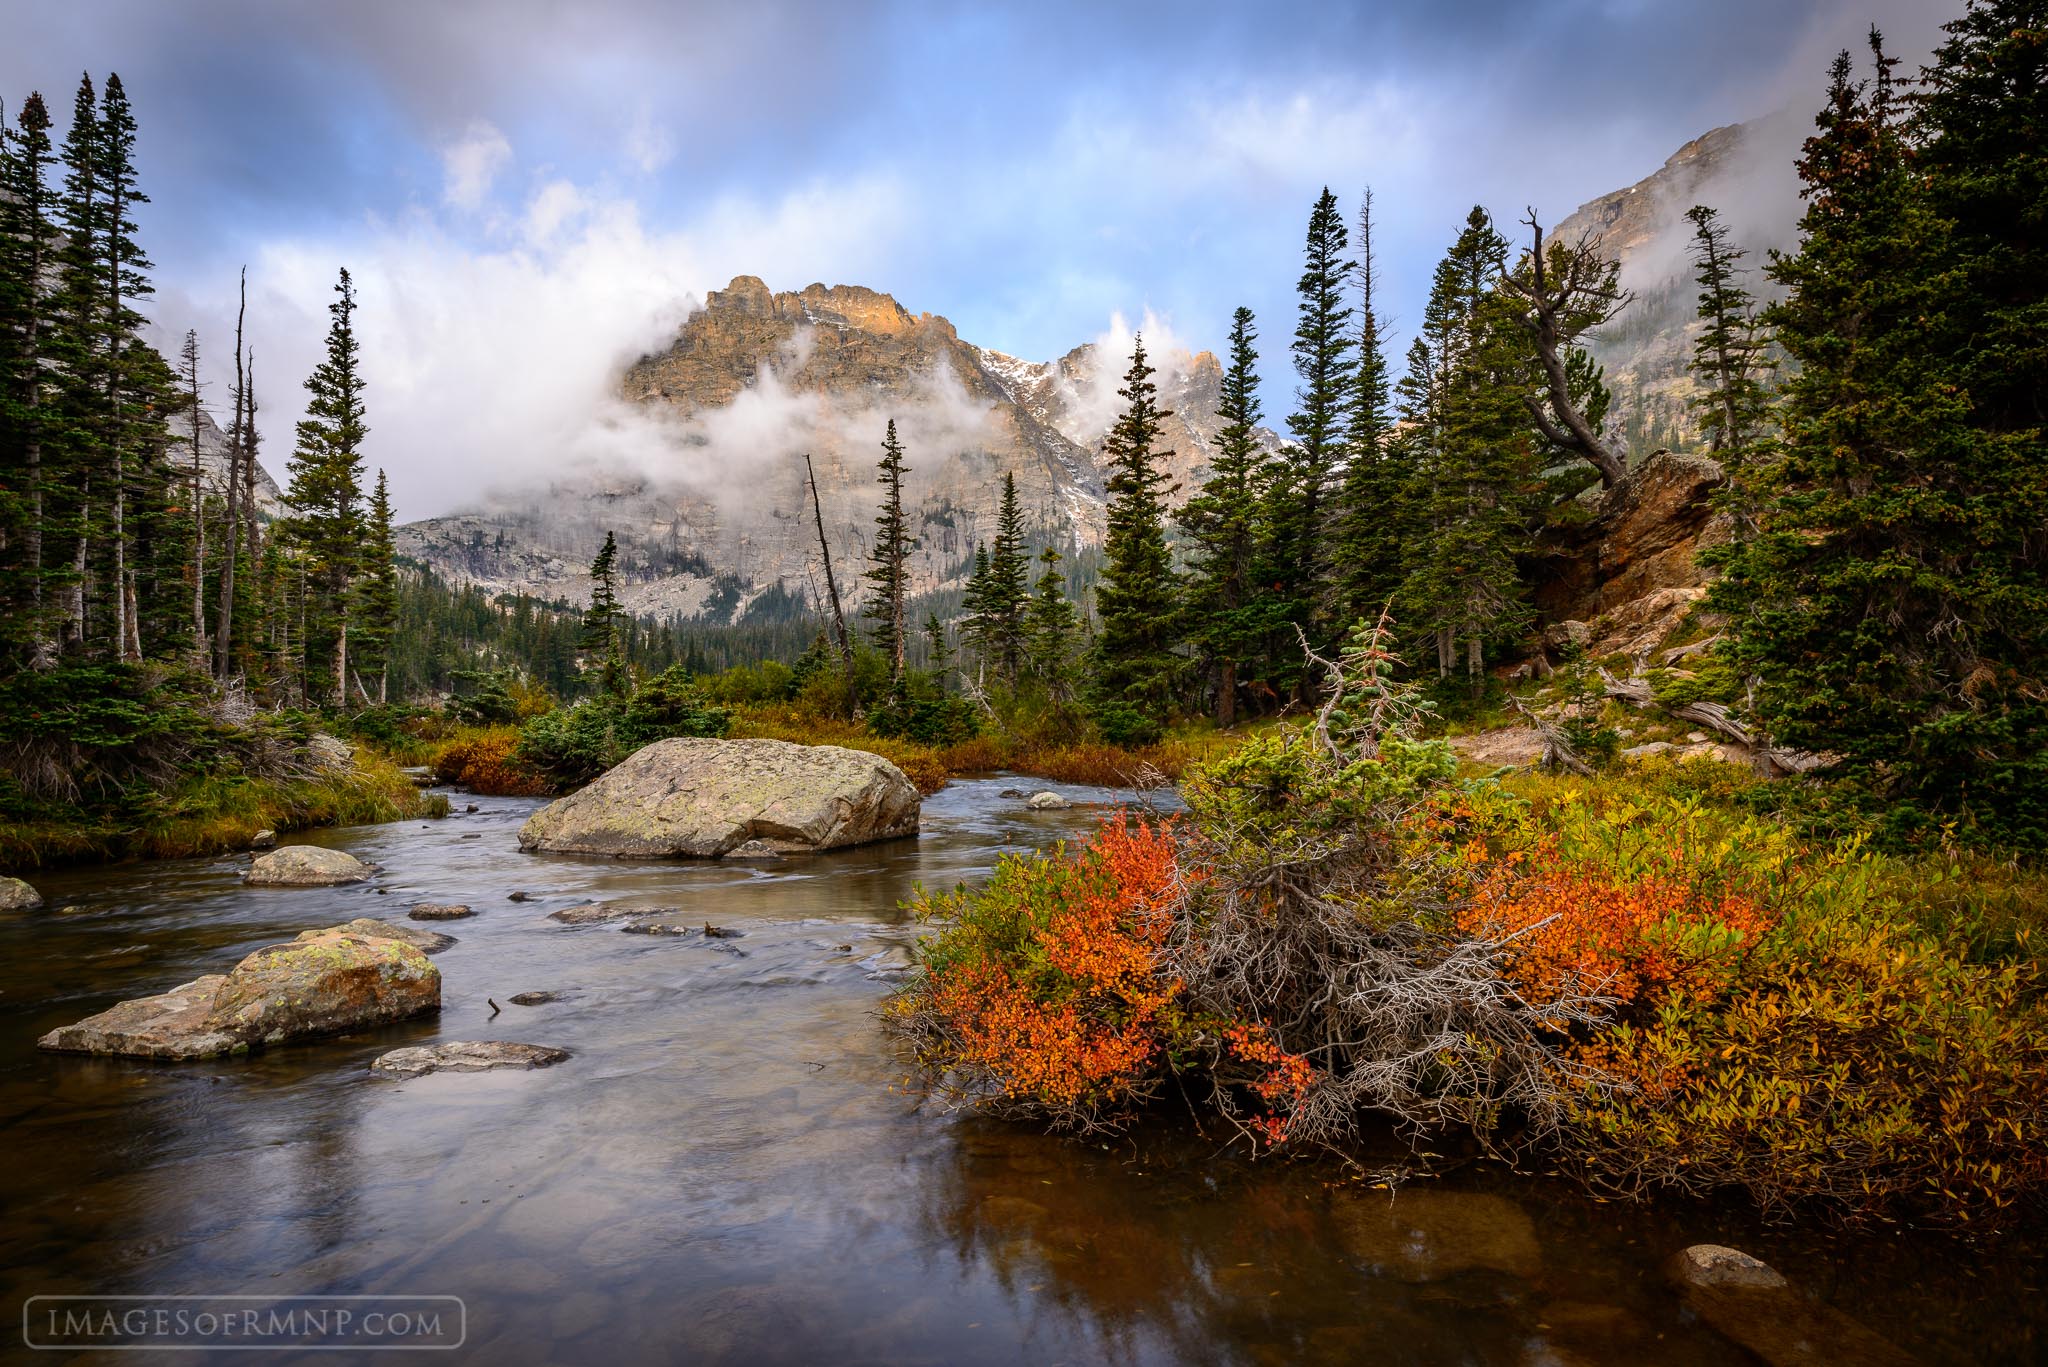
<box><xmin>397</xmin><ymin>276</ymin><xmax>1257</xmax><ymax>619</ymax></box>
<box><xmin>1551</xmin><ymin>116</ymin><xmax>1800</xmax><ymax>459</ymax></box>
<box><xmin>178</xmin><ymin>404</ymin><xmax>287</xmax><ymax>519</ymax></box>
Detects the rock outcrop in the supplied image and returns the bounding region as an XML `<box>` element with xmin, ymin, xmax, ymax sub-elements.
<box><xmin>244</xmin><ymin>846</ymin><xmax>374</xmax><ymax>886</ymax></box>
<box><xmin>38</xmin><ymin>932</ymin><xmax>440</xmax><ymax>1060</ymax></box>
<box><xmin>1529</xmin><ymin>450</ymin><xmax>1730</xmax><ymax>662</ymax></box>
<box><xmin>517</xmin><ymin>738</ymin><xmax>920</xmax><ymax>858</ymax></box>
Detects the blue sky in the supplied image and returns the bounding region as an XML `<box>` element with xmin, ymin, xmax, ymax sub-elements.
<box><xmin>7</xmin><ymin>0</ymin><xmax>1951</xmax><ymax>519</ymax></box>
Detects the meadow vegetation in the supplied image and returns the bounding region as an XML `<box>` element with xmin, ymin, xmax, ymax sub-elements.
<box><xmin>891</xmin><ymin>623</ymin><xmax>2048</xmax><ymax>1228</ymax></box>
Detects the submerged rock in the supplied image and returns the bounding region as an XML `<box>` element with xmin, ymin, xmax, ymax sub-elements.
<box><xmin>0</xmin><ymin>875</ymin><xmax>44</xmax><ymax>911</ymax></box>
<box><xmin>371</xmin><ymin>1041</ymin><xmax>570</xmax><ymax>1076</ymax></box>
<box><xmin>296</xmin><ymin>917</ymin><xmax>456</xmax><ymax>955</ymax></box>
<box><xmin>408</xmin><ymin>903</ymin><xmax>474</xmax><ymax>921</ymax></box>
<box><xmin>516</xmin><ymin>737</ymin><xmax>919</xmax><ymax>858</ymax></box>
<box><xmin>547</xmin><ymin>903</ymin><xmax>629</xmax><ymax>925</ymax></box>
<box><xmin>39</xmin><ymin>933</ymin><xmax>440</xmax><ymax>1060</ymax></box>
<box><xmin>507</xmin><ymin>991</ymin><xmax>559</xmax><ymax>1006</ymax></box>
<box><xmin>1332</xmin><ymin>1189</ymin><xmax>1541</xmax><ymax>1282</ymax></box>
<box><xmin>244</xmin><ymin>845</ymin><xmax>372</xmax><ymax>886</ymax></box>
<box><xmin>1665</xmin><ymin>1245</ymin><xmax>1916</xmax><ymax>1367</ymax></box>
<box><xmin>1025</xmin><ymin>791</ymin><xmax>1071</xmax><ymax>810</ymax></box>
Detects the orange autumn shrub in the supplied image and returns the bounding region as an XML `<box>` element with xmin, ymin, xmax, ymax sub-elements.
<box><xmin>432</xmin><ymin>730</ymin><xmax>554</xmax><ymax>797</ymax></box>
<box><xmin>892</xmin><ymin>815</ymin><xmax>1192</xmax><ymax>1125</ymax></box>
<box><xmin>1459</xmin><ymin>836</ymin><xmax>1774</xmax><ymax>1007</ymax></box>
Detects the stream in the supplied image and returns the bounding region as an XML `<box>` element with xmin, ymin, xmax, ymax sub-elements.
<box><xmin>1</xmin><ymin>777</ymin><xmax>2039</xmax><ymax>1364</ymax></box>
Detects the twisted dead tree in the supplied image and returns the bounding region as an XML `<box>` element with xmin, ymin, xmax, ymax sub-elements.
<box><xmin>1498</xmin><ymin>211</ymin><xmax>1634</xmax><ymax>492</ymax></box>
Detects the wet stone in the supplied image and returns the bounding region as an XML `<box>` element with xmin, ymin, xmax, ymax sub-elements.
<box><xmin>508</xmin><ymin>991</ymin><xmax>560</xmax><ymax>1006</ymax></box>
<box><xmin>408</xmin><ymin>903</ymin><xmax>475</xmax><ymax>921</ymax></box>
<box><xmin>244</xmin><ymin>846</ymin><xmax>373</xmax><ymax>886</ymax></box>
<box><xmin>0</xmin><ymin>875</ymin><xmax>44</xmax><ymax>911</ymax></box>
<box><xmin>548</xmin><ymin>903</ymin><xmax>628</xmax><ymax>925</ymax></box>
<box><xmin>296</xmin><ymin>917</ymin><xmax>456</xmax><ymax>955</ymax></box>
<box><xmin>1665</xmin><ymin>1245</ymin><xmax>1915</xmax><ymax>1367</ymax></box>
<box><xmin>370</xmin><ymin>1041</ymin><xmax>570</xmax><ymax>1077</ymax></box>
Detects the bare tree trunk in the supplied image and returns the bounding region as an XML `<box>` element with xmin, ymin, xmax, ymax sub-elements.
<box><xmin>335</xmin><ymin>620</ymin><xmax>348</xmax><ymax>708</ymax></box>
<box><xmin>242</xmin><ymin>349</ymin><xmax>260</xmax><ymax>597</ymax></box>
<box><xmin>804</xmin><ymin>453</ymin><xmax>853</xmax><ymax>670</ymax></box>
<box><xmin>1217</xmin><ymin>658</ymin><xmax>1236</xmax><ymax>729</ymax></box>
<box><xmin>184</xmin><ymin>335</ymin><xmax>208</xmax><ymax>667</ymax></box>
<box><xmin>66</xmin><ymin>475</ymin><xmax>90</xmax><ymax>653</ymax></box>
<box><xmin>215</xmin><ymin>272</ymin><xmax>247</xmax><ymax>678</ymax></box>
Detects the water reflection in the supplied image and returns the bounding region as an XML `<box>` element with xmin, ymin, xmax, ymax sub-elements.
<box><xmin>0</xmin><ymin>778</ymin><xmax>2036</xmax><ymax>1364</ymax></box>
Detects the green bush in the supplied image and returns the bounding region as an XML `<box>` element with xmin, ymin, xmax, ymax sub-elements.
<box><xmin>869</xmin><ymin>690</ymin><xmax>982</xmax><ymax>746</ymax></box>
<box><xmin>514</xmin><ymin>666</ymin><xmax>729</xmax><ymax>788</ymax></box>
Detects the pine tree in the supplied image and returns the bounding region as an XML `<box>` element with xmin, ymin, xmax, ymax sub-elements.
<box><xmin>1396</xmin><ymin>207</ymin><xmax>1536</xmax><ymax>681</ymax></box>
<box><xmin>923</xmin><ymin>611</ymin><xmax>953</xmax><ymax>687</ymax></box>
<box><xmin>582</xmin><ymin>530</ymin><xmax>626</xmax><ymax>695</ymax></box>
<box><xmin>1714</xmin><ymin>20</ymin><xmax>2048</xmax><ymax>845</ymax></box>
<box><xmin>0</xmin><ymin>91</ymin><xmax>60</xmax><ymax>668</ymax></box>
<box><xmin>1088</xmin><ymin>334</ymin><xmax>1181</xmax><ymax>741</ymax></box>
<box><xmin>48</xmin><ymin>74</ymin><xmax>103</xmax><ymax>656</ymax></box>
<box><xmin>1265</xmin><ymin>188</ymin><xmax>1354</xmax><ymax>684</ymax></box>
<box><xmin>1024</xmin><ymin>546</ymin><xmax>1081</xmax><ymax>702</ymax></box>
<box><xmin>1683</xmin><ymin>203</ymin><xmax>1777</xmax><ymax>531</ymax></box>
<box><xmin>960</xmin><ymin>540</ymin><xmax>993</xmax><ymax>674</ymax></box>
<box><xmin>1333</xmin><ymin>187</ymin><xmax>1405</xmax><ymax>635</ymax></box>
<box><xmin>358</xmin><ymin>469</ymin><xmax>399</xmax><ymax>702</ymax></box>
<box><xmin>981</xmin><ymin>471</ymin><xmax>1030</xmax><ymax>683</ymax></box>
<box><xmin>860</xmin><ymin>418</ymin><xmax>914</xmax><ymax>684</ymax></box>
<box><xmin>92</xmin><ymin>73</ymin><xmax>169</xmax><ymax>662</ymax></box>
<box><xmin>1178</xmin><ymin>306</ymin><xmax>1273</xmax><ymax>727</ymax></box>
<box><xmin>283</xmin><ymin>267</ymin><xmax>368</xmax><ymax>703</ymax></box>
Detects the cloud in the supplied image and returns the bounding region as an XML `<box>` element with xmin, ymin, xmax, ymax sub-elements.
<box><xmin>624</xmin><ymin>101</ymin><xmax>674</xmax><ymax>175</ymax></box>
<box><xmin>197</xmin><ymin>163</ymin><xmax>912</xmax><ymax>522</ymax></box>
<box><xmin>440</xmin><ymin>119</ymin><xmax>511</xmax><ymax>210</ymax></box>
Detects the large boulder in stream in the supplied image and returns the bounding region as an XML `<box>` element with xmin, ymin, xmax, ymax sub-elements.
<box><xmin>244</xmin><ymin>845</ymin><xmax>373</xmax><ymax>886</ymax></box>
<box><xmin>38</xmin><ymin>932</ymin><xmax>440</xmax><ymax>1060</ymax></box>
<box><xmin>517</xmin><ymin>738</ymin><xmax>920</xmax><ymax>858</ymax></box>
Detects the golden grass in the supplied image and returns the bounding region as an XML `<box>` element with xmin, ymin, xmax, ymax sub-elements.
<box><xmin>0</xmin><ymin>749</ymin><xmax>446</xmax><ymax>870</ymax></box>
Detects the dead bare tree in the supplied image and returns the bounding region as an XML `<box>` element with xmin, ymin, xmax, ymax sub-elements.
<box><xmin>803</xmin><ymin>453</ymin><xmax>853</xmax><ymax>672</ymax></box>
<box><xmin>214</xmin><ymin>269</ymin><xmax>247</xmax><ymax>679</ymax></box>
<box><xmin>1498</xmin><ymin>211</ymin><xmax>1634</xmax><ymax>492</ymax></box>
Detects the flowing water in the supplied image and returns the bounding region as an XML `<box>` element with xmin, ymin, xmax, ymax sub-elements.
<box><xmin>1</xmin><ymin>778</ymin><xmax>2038</xmax><ymax>1365</ymax></box>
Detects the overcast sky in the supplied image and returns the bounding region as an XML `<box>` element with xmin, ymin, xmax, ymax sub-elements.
<box><xmin>7</xmin><ymin>0</ymin><xmax>1955</xmax><ymax>521</ymax></box>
